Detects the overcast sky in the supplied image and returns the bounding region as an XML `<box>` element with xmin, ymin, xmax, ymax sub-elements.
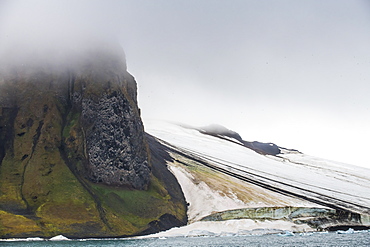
<box><xmin>1</xmin><ymin>0</ymin><xmax>370</xmax><ymax>168</ymax></box>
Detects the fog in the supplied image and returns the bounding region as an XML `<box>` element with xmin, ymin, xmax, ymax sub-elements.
<box><xmin>1</xmin><ymin>0</ymin><xmax>370</xmax><ymax>168</ymax></box>
<box><xmin>0</xmin><ymin>0</ymin><xmax>124</xmax><ymax>71</ymax></box>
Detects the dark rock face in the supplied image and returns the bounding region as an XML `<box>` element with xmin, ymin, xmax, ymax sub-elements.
<box><xmin>0</xmin><ymin>45</ymin><xmax>150</xmax><ymax>189</ymax></box>
<box><xmin>199</xmin><ymin>124</ymin><xmax>243</xmax><ymax>142</ymax></box>
<box><xmin>140</xmin><ymin>213</ymin><xmax>185</xmax><ymax>235</ymax></box>
<box><xmin>80</xmin><ymin>91</ymin><xmax>150</xmax><ymax>189</ymax></box>
<box><xmin>242</xmin><ymin>141</ymin><xmax>281</xmax><ymax>156</ymax></box>
<box><xmin>198</xmin><ymin>124</ymin><xmax>281</xmax><ymax>155</ymax></box>
<box><xmin>62</xmin><ymin>46</ymin><xmax>151</xmax><ymax>189</ymax></box>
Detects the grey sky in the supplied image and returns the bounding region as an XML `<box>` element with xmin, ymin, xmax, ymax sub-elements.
<box><xmin>1</xmin><ymin>0</ymin><xmax>370</xmax><ymax>167</ymax></box>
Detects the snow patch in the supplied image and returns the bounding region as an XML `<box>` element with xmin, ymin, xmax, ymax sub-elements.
<box><xmin>169</xmin><ymin>166</ymin><xmax>248</xmax><ymax>222</ymax></box>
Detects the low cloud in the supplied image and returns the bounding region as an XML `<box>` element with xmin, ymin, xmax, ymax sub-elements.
<box><xmin>0</xmin><ymin>0</ymin><xmax>124</xmax><ymax>71</ymax></box>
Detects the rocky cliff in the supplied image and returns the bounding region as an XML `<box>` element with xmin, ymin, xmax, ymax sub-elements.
<box><xmin>0</xmin><ymin>46</ymin><xmax>187</xmax><ymax>238</ymax></box>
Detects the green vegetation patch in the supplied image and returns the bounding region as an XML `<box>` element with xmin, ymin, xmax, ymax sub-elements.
<box><xmin>0</xmin><ymin>210</ymin><xmax>42</xmax><ymax>238</ymax></box>
<box><xmin>63</xmin><ymin>111</ymin><xmax>80</xmax><ymax>139</ymax></box>
<box><xmin>90</xmin><ymin>174</ymin><xmax>179</xmax><ymax>232</ymax></box>
<box><xmin>0</xmin><ymin>156</ymin><xmax>26</xmax><ymax>207</ymax></box>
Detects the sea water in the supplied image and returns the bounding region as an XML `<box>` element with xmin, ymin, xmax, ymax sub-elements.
<box><xmin>1</xmin><ymin>232</ymin><xmax>370</xmax><ymax>247</ymax></box>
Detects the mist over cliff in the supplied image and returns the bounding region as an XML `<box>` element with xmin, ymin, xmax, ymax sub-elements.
<box><xmin>0</xmin><ymin>1</ymin><xmax>189</xmax><ymax>238</ymax></box>
<box><xmin>0</xmin><ymin>41</ymin><xmax>187</xmax><ymax>238</ymax></box>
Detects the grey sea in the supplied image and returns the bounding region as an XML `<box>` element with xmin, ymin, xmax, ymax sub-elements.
<box><xmin>1</xmin><ymin>232</ymin><xmax>370</xmax><ymax>247</ymax></box>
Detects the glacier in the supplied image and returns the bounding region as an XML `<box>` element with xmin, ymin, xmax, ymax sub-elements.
<box><xmin>142</xmin><ymin>120</ymin><xmax>370</xmax><ymax>237</ymax></box>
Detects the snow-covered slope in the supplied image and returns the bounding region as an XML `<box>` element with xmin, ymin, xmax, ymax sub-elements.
<box><xmin>142</xmin><ymin>120</ymin><xmax>370</xmax><ymax>237</ymax></box>
<box><xmin>145</xmin><ymin>120</ymin><xmax>370</xmax><ymax>216</ymax></box>
<box><xmin>167</xmin><ymin>153</ymin><xmax>319</xmax><ymax>223</ymax></box>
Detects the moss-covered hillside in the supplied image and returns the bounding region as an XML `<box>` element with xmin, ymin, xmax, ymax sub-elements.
<box><xmin>0</xmin><ymin>47</ymin><xmax>187</xmax><ymax>238</ymax></box>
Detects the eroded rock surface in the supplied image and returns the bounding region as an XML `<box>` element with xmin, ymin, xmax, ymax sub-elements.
<box><xmin>80</xmin><ymin>90</ymin><xmax>150</xmax><ymax>188</ymax></box>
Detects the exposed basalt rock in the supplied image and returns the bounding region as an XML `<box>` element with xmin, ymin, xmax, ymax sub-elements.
<box><xmin>81</xmin><ymin>91</ymin><xmax>150</xmax><ymax>189</ymax></box>
<box><xmin>140</xmin><ymin>213</ymin><xmax>185</xmax><ymax>235</ymax></box>
<box><xmin>242</xmin><ymin>141</ymin><xmax>281</xmax><ymax>155</ymax></box>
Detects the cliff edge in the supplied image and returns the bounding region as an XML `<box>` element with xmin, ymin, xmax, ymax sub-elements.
<box><xmin>0</xmin><ymin>45</ymin><xmax>187</xmax><ymax>238</ymax></box>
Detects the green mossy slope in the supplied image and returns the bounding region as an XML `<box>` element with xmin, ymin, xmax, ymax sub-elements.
<box><xmin>0</xmin><ymin>50</ymin><xmax>187</xmax><ymax>238</ymax></box>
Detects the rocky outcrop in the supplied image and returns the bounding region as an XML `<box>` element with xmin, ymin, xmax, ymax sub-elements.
<box><xmin>67</xmin><ymin>48</ymin><xmax>150</xmax><ymax>189</ymax></box>
<box><xmin>0</xmin><ymin>45</ymin><xmax>187</xmax><ymax>238</ymax></box>
<box><xmin>198</xmin><ymin>124</ymin><xmax>282</xmax><ymax>155</ymax></box>
<box><xmin>0</xmin><ymin>46</ymin><xmax>150</xmax><ymax>190</ymax></box>
<box><xmin>80</xmin><ymin>91</ymin><xmax>149</xmax><ymax>188</ymax></box>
